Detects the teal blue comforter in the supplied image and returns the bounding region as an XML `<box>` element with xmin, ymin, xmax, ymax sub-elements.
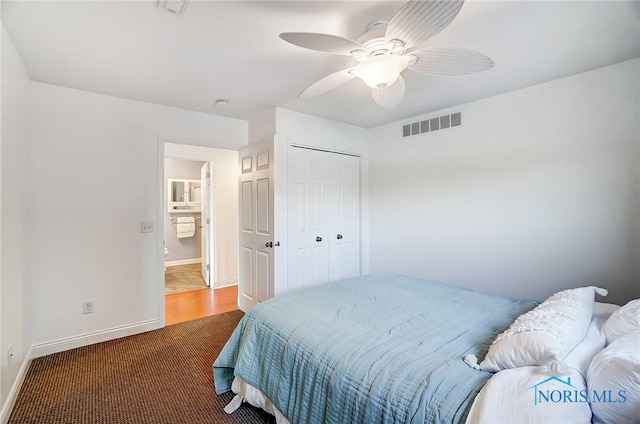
<box><xmin>213</xmin><ymin>274</ymin><xmax>537</xmax><ymax>423</ymax></box>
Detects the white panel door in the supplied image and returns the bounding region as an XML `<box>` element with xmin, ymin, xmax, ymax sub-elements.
<box><xmin>287</xmin><ymin>146</ymin><xmax>328</xmax><ymax>291</ymax></box>
<box><xmin>238</xmin><ymin>141</ymin><xmax>275</xmax><ymax>312</ymax></box>
<box><xmin>328</xmin><ymin>154</ymin><xmax>360</xmax><ymax>280</ymax></box>
<box><xmin>287</xmin><ymin>146</ymin><xmax>360</xmax><ymax>291</ymax></box>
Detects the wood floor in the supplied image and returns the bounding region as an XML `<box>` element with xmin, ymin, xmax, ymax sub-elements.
<box><xmin>165</xmin><ymin>285</ymin><xmax>239</xmax><ymax>326</ymax></box>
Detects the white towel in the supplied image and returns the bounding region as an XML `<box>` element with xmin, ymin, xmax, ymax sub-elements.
<box><xmin>176</xmin><ymin>216</ymin><xmax>196</xmax><ymax>238</ymax></box>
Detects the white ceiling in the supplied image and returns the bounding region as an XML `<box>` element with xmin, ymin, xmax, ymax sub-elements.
<box><xmin>2</xmin><ymin>0</ymin><xmax>639</xmax><ymax>128</ymax></box>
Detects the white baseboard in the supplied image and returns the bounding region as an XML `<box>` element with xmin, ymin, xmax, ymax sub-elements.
<box><xmin>165</xmin><ymin>258</ymin><xmax>201</xmax><ymax>267</ymax></box>
<box><xmin>1</xmin><ymin>346</ymin><xmax>33</xmax><ymax>424</ymax></box>
<box><xmin>32</xmin><ymin>319</ymin><xmax>161</xmax><ymax>358</ymax></box>
<box><xmin>214</xmin><ymin>278</ymin><xmax>237</xmax><ymax>289</ymax></box>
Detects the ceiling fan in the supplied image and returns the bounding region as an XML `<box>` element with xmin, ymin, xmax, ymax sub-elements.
<box><xmin>280</xmin><ymin>0</ymin><xmax>494</xmax><ymax>109</ymax></box>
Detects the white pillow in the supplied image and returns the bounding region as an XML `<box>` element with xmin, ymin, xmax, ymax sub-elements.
<box><xmin>604</xmin><ymin>299</ymin><xmax>640</xmax><ymax>344</ymax></box>
<box><xmin>465</xmin><ymin>366</ymin><xmax>592</xmax><ymax>424</ymax></box>
<box><xmin>480</xmin><ymin>286</ymin><xmax>607</xmax><ymax>373</ymax></box>
<box><xmin>587</xmin><ymin>330</ymin><xmax>640</xmax><ymax>424</ymax></box>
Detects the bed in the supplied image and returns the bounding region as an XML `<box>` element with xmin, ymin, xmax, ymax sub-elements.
<box><xmin>213</xmin><ymin>274</ymin><xmax>538</xmax><ymax>423</ymax></box>
<box><xmin>213</xmin><ymin>274</ymin><xmax>639</xmax><ymax>423</ymax></box>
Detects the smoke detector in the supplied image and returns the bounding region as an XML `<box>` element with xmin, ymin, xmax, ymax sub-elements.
<box><xmin>157</xmin><ymin>0</ymin><xmax>189</xmax><ymax>16</ymax></box>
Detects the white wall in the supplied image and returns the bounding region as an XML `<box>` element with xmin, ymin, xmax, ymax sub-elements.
<box><xmin>164</xmin><ymin>157</ymin><xmax>204</xmax><ymax>262</ymax></box>
<box><xmin>28</xmin><ymin>82</ymin><xmax>247</xmax><ymax>356</ymax></box>
<box><xmin>368</xmin><ymin>59</ymin><xmax>640</xmax><ymax>306</ymax></box>
<box><xmin>0</xmin><ymin>25</ymin><xmax>31</xmax><ymax>420</ymax></box>
<box><xmin>165</xmin><ymin>143</ymin><xmax>239</xmax><ymax>288</ymax></box>
<box><xmin>248</xmin><ymin>107</ymin><xmax>276</xmax><ymax>145</ymax></box>
<box><xmin>275</xmin><ymin>108</ymin><xmax>370</xmax><ymax>156</ymax></box>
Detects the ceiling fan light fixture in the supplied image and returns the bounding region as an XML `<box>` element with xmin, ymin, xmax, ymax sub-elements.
<box><xmin>279</xmin><ymin>0</ymin><xmax>493</xmax><ymax>109</ymax></box>
<box><xmin>371</xmin><ymin>75</ymin><xmax>406</xmax><ymax>109</ymax></box>
<box><xmin>352</xmin><ymin>54</ymin><xmax>409</xmax><ymax>89</ymax></box>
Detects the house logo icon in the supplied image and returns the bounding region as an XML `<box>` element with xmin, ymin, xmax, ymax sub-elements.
<box><xmin>528</xmin><ymin>376</ymin><xmax>579</xmax><ymax>406</ymax></box>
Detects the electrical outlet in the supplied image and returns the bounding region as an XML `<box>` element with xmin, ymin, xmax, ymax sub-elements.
<box><xmin>7</xmin><ymin>345</ymin><xmax>13</xmax><ymax>365</ymax></box>
<box><xmin>141</xmin><ymin>221</ymin><xmax>154</xmax><ymax>233</ymax></box>
<box><xmin>83</xmin><ymin>301</ymin><xmax>94</xmax><ymax>314</ymax></box>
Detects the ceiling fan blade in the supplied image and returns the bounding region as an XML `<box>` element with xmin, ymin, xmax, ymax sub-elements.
<box><xmin>371</xmin><ymin>75</ymin><xmax>406</xmax><ymax>109</ymax></box>
<box><xmin>385</xmin><ymin>0</ymin><xmax>464</xmax><ymax>50</ymax></box>
<box><xmin>299</xmin><ymin>68</ymin><xmax>355</xmax><ymax>99</ymax></box>
<box><xmin>408</xmin><ymin>47</ymin><xmax>494</xmax><ymax>76</ymax></box>
<box><xmin>280</xmin><ymin>32</ymin><xmax>363</xmax><ymax>56</ymax></box>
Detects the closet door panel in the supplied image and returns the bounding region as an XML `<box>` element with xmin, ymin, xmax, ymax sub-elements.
<box><xmin>329</xmin><ymin>154</ymin><xmax>360</xmax><ymax>280</ymax></box>
<box><xmin>288</xmin><ymin>147</ymin><xmax>329</xmax><ymax>291</ymax></box>
<box><xmin>287</xmin><ymin>146</ymin><xmax>359</xmax><ymax>291</ymax></box>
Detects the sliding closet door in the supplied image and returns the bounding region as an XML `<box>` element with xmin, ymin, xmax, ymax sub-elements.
<box><xmin>287</xmin><ymin>146</ymin><xmax>360</xmax><ymax>291</ymax></box>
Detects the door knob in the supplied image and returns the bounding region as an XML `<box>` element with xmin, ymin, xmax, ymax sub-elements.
<box><xmin>336</xmin><ymin>234</ymin><xmax>343</xmax><ymax>240</ymax></box>
<box><xmin>265</xmin><ymin>241</ymin><xmax>273</xmax><ymax>248</ymax></box>
<box><xmin>316</xmin><ymin>236</ymin><xmax>322</xmax><ymax>242</ymax></box>
<box><xmin>274</xmin><ymin>241</ymin><xmax>280</xmax><ymax>247</ymax></box>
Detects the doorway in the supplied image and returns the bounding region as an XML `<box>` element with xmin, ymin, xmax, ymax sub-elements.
<box><xmin>164</xmin><ymin>157</ymin><xmax>208</xmax><ymax>294</ymax></box>
<box><xmin>160</xmin><ymin>142</ymin><xmax>240</xmax><ymax>325</ymax></box>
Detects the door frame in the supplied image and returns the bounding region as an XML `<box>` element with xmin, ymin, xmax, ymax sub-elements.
<box><xmin>157</xmin><ymin>140</ymin><xmax>231</xmax><ymax>325</ymax></box>
<box><xmin>200</xmin><ymin>162</ymin><xmax>213</xmax><ymax>286</ymax></box>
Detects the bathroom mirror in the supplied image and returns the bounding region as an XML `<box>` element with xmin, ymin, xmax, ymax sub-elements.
<box><xmin>171</xmin><ymin>180</ymin><xmax>185</xmax><ymax>203</ymax></box>
<box><xmin>168</xmin><ymin>178</ymin><xmax>201</xmax><ymax>213</ymax></box>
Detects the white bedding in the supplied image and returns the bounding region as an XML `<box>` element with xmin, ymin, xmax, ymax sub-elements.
<box><xmin>465</xmin><ymin>302</ymin><xmax>620</xmax><ymax>424</ymax></box>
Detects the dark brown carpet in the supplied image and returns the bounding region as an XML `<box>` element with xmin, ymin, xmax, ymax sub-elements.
<box><xmin>9</xmin><ymin>310</ymin><xmax>276</xmax><ymax>424</ymax></box>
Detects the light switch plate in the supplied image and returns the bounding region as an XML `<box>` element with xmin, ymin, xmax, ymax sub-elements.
<box><xmin>141</xmin><ymin>221</ymin><xmax>154</xmax><ymax>233</ymax></box>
